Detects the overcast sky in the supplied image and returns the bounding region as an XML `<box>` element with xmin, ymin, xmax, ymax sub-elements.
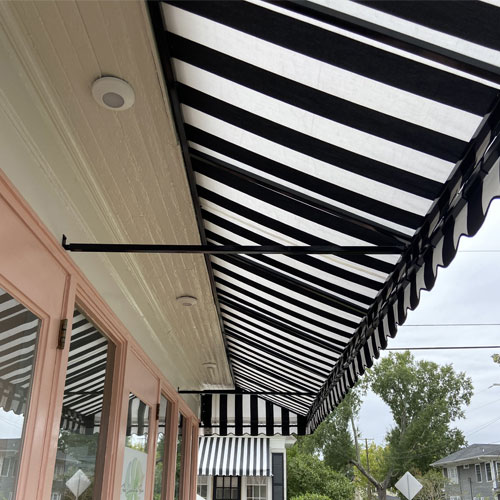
<box><xmin>358</xmin><ymin>199</ymin><xmax>500</xmax><ymax>446</ymax></box>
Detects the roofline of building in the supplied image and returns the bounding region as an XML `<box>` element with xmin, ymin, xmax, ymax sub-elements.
<box><xmin>431</xmin><ymin>455</ymin><xmax>500</xmax><ymax>467</ymax></box>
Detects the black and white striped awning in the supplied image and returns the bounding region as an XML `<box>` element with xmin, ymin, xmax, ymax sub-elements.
<box><xmin>201</xmin><ymin>394</ymin><xmax>307</xmax><ymax>436</ymax></box>
<box><xmin>0</xmin><ymin>288</ymin><xmax>40</xmax><ymax>417</ymax></box>
<box><xmin>149</xmin><ymin>1</ymin><xmax>500</xmax><ymax>432</ymax></box>
<box><xmin>198</xmin><ymin>436</ymin><xmax>271</xmax><ymax>476</ymax></box>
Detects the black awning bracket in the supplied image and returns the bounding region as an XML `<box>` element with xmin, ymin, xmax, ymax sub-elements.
<box><xmin>61</xmin><ymin>235</ymin><xmax>405</xmax><ymax>255</ymax></box>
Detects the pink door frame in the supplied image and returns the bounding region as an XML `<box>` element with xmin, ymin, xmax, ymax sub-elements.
<box><xmin>0</xmin><ymin>170</ymin><xmax>200</xmax><ymax>500</ymax></box>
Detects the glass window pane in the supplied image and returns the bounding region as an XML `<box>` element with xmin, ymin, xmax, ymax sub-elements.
<box><xmin>216</xmin><ymin>477</ymin><xmax>223</xmax><ymax>487</ymax></box>
<box><xmin>121</xmin><ymin>393</ymin><xmax>150</xmax><ymax>500</ymax></box>
<box><xmin>51</xmin><ymin>309</ymin><xmax>114</xmax><ymax>500</ymax></box>
<box><xmin>0</xmin><ymin>287</ymin><xmax>40</xmax><ymax>500</ymax></box>
<box><xmin>154</xmin><ymin>395</ymin><xmax>169</xmax><ymax>500</ymax></box>
<box><xmin>174</xmin><ymin>414</ymin><xmax>184</xmax><ymax>500</ymax></box>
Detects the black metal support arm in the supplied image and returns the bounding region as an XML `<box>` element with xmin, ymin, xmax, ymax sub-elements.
<box><xmin>62</xmin><ymin>235</ymin><xmax>404</xmax><ymax>255</ymax></box>
<box><xmin>178</xmin><ymin>389</ymin><xmax>316</xmax><ymax>396</ymax></box>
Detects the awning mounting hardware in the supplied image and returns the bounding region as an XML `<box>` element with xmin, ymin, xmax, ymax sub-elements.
<box><xmin>57</xmin><ymin>318</ymin><xmax>68</xmax><ymax>350</ymax></box>
<box><xmin>177</xmin><ymin>389</ymin><xmax>316</xmax><ymax>396</ymax></box>
<box><xmin>62</xmin><ymin>235</ymin><xmax>405</xmax><ymax>255</ymax></box>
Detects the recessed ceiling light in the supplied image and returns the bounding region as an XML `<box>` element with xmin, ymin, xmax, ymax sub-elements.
<box><xmin>176</xmin><ymin>295</ymin><xmax>198</xmax><ymax>307</ymax></box>
<box><xmin>91</xmin><ymin>76</ymin><xmax>135</xmax><ymax>111</ymax></box>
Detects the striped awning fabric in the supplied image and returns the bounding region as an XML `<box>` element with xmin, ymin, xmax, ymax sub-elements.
<box><xmin>201</xmin><ymin>394</ymin><xmax>307</xmax><ymax>436</ymax></box>
<box><xmin>150</xmin><ymin>1</ymin><xmax>500</xmax><ymax>433</ymax></box>
<box><xmin>198</xmin><ymin>436</ymin><xmax>271</xmax><ymax>476</ymax></box>
<box><xmin>60</xmin><ymin>310</ymin><xmax>110</xmax><ymax>430</ymax></box>
<box><xmin>0</xmin><ymin>289</ymin><xmax>40</xmax><ymax>417</ymax></box>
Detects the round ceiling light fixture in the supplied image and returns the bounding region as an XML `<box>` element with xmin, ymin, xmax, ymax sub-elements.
<box><xmin>176</xmin><ymin>295</ymin><xmax>198</xmax><ymax>307</ymax></box>
<box><xmin>91</xmin><ymin>76</ymin><xmax>135</xmax><ymax>111</ymax></box>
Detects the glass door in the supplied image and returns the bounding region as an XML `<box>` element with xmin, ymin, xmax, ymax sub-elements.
<box><xmin>0</xmin><ymin>286</ymin><xmax>41</xmax><ymax>500</ymax></box>
<box><xmin>118</xmin><ymin>349</ymin><xmax>159</xmax><ymax>500</ymax></box>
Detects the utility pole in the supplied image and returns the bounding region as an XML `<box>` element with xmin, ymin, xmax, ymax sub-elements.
<box><xmin>366</xmin><ymin>438</ymin><xmax>372</xmax><ymax>500</ymax></box>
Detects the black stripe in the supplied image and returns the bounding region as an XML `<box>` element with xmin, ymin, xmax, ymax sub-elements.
<box><xmin>266</xmin><ymin>401</ymin><xmax>274</xmax><ymax>436</ymax></box>
<box><xmin>0</xmin><ymin>303</ymin><xmax>25</xmax><ymax>321</ymax></box>
<box><xmin>250</xmin><ymin>395</ymin><xmax>258</xmax><ymax>435</ymax></box>
<box><xmin>235</xmin><ymin>394</ymin><xmax>243</xmax><ymax>435</ymax></box>
<box><xmin>201</xmin><ymin>394</ymin><xmax>212</xmax><ymax>428</ymax></box>
<box><xmin>172</xmin><ymin>34</ymin><xmax>466</xmax><ymax>163</ymax></box>
<box><xmin>297</xmin><ymin>415</ymin><xmax>307</xmax><ymax>435</ymax></box>
<box><xmin>198</xmin><ymin>187</ymin><xmax>391</xmax><ymax>284</ymax></box>
<box><xmin>212</xmin><ymin>438</ymin><xmax>220</xmax><ymax>476</ymax></box>
<box><xmin>361</xmin><ymin>1</ymin><xmax>500</xmax><ymax>52</ymax></box>
<box><xmin>0</xmin><ymin>293</ymin><xmax>13</xmax><ymax>305</ymax></box>
<box><xmin>220</xmin><ymin>394</ymin><xmax>227</xmax><ymax>436</ymax></box>
<box><xmin>199</xmin><ymin>437</ymin><xmax>208</xmax><ymax>474</ymax></box>
<box><xmin>281</xmin><ymin>408</ymin><xmax>290</xmax><ymax>436</ymax></box>
<box><xmin>182</xmin><ymin>84</ymin><xmax>442</xmax><ymax>199</ymax></box>
<box><xmin>169</xmin><ymin>1</ymin><xmax>497</xmax><ymax>114</ymax></box>
<box><xmin>189</xmin><ymin>127</ymin><xmax>422</xmax><ymax>230</ymax></box>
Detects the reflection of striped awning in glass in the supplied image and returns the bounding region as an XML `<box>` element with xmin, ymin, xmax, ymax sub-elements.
<box><xmin>0</xmin><ymin>289</ymin><xmax>39</xmax><ymax>416</ymax></box>
<box><xmin>60</xmin><ymin>311</ymin><xmax>109</xmax><ymax>430</ymax></box>
<box><xmin>198</xmin><ymin>436</ymin><xmax>270</xmax><ymax>476</ymax></box>
<box><xmin>150</xmin><ymin>1</ymin><xmax>500</xmax><ymax>432</ymax></box>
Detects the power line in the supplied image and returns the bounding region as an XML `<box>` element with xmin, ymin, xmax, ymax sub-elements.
<box><xmin>465</xmin><ymin>397</ymin><xmax>500</xmax><ymax>414</ymax></box>
<box><xmin>387</xmin><ymin>345</ymin><xmax>500</xmax><ymax>351</ymax></box>
<box><xmin>402</xmin><ymin>323</ymin><xmax>500</xmax><ymax>327</ymax></box>
<box><xmin>465</xmin><ymin>415</ymin><xmax>500</xmax><ymax>438</ymax></box>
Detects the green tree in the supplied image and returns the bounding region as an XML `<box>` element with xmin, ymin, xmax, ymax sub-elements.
<box><xmin>351</xmin><ymin>352</ymin><xmax>473</xmax><ymax>500</ymax></box>
<box><xmin>414</xmin><ymin>469</ymin><xmax>448</xmax><ymax>500</ymax></box>
<box><xmin>286</xmin><ymin>449</ymin><xmax>355</xmax><ymax>500</ymax></box>
<box><xmin>353</xmin><ymin>443</ymin><xmax>390</xmax><ymax>499</ymax></box>
<box><xmin>292</xmin><ymin>391</ymin><xmax>361</xmax><ymax>475</ymax></box>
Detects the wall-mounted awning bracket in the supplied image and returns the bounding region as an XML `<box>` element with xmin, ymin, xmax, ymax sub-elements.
<box><xmin>61</xmin><ymin>235</ymin><xmax>405</xmax><ymax>255</ymax></box>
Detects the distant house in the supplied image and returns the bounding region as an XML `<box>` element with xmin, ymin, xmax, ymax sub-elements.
<box><xmin>431</xmin><ymin>444</ymin><xmax>500</xmax><ymax>500</ymax></box>
<box><xmin>196</xmin><ymin>435</ymin><xmax>295</xmax><ymax>500</ymax></box>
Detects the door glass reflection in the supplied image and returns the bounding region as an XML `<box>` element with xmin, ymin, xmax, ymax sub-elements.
<box><xmin>50</xmin><ymin>310</ymin><xmax>115</xmax><ymax>500</ymax></box>
<box><xmin>121</xmin><ymin>394</ymin><xmax>150</xmax><ymax>500</ymax></box>
<box><xmin>0</xmin><ymin>287</ymin><xmax>41</xmax><ymax>500</ymax></box>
